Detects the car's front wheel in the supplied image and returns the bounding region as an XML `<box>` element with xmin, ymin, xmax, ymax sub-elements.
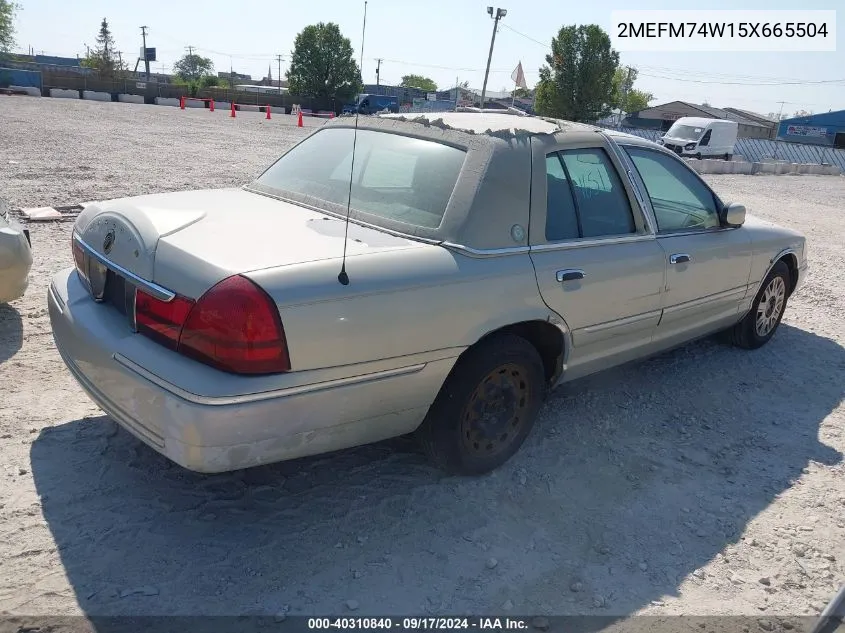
<box><xmin>416</xmin><ymin>334</ymin><xmax>545</xmax><ymax>475</ymax></box>
<box><xmin>731</xmin><ymin>260</ymin><xmax>791</xmax><ymax>349</ymax></box>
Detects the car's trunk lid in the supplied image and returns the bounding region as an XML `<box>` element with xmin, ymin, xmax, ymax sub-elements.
<box><xmin>74</xmin><ymin>187</ymin><xmax>424</xmax><ymax>299</ymax></box>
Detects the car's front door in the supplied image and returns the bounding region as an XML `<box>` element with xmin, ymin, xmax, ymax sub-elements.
<box><xmin>528</xmin><ymin>135</ymin><xmax>666</xmax><ymax>382</ymax></box>
<box><xmin>622</xmin><ymin>145</ymin><xmax>753</xmax><ymax>346</ymax></box>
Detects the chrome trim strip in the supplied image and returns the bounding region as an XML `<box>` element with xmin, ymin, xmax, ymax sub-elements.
<box><xmin>441</xmin><ymin>242</ymin><xmax>531</xmax><ymax>257</ymax></box>
<box><xmin>530</xmin><ymin>234</ymin><xmax>655</xmax><ymax>253</ymax></box>
<box><xmin>113</xmin><ymin>355</ymin><xmax>428</xmax><ymax>406</ymax></box>
<box><xmin>73</xmin><ymin>232</ymin><xmax>176</xmax><ymax>302</ymax></box>
<box><xmin>656</xmin><ymin>227</ymin><xmax>737</xmax><ymax>239</ymax></box>
<box><xmin>663</xmin><ymin>287</ymin><xmax>747</xmax><ymax>314</ymax></box>
<box><xmin>581</xmin><ymin>309</ymin><xmax>661</xmax><ymax>334</ymax></box>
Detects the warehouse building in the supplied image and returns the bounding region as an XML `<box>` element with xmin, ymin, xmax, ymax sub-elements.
<box><xmin>777</xmin><ymin>110</ymin><xmax>845</xmax><ymax>149</ymax></box>
<box><xmin>625</xmin><ymin>101</ymin><xmax>776</xmax><ymax>139</ymax></box>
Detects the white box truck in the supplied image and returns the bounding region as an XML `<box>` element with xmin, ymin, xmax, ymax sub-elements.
<box><xmin>659</xmin><ymin>117</ymin><xmax>738</xmax><ymax>160</ymax></box>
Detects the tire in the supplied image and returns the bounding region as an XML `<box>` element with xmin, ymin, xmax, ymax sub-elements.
<box><xmin>695</xmin><ymin>153</ymin><xmax>702</xmax><ymax>160</ymax></box>
<box><xmin>416</xmin><ymin>334</ymin><xmax>546</xmax><ymax>476</ymax></box>
<box><xmin>731</xmin><ymin>260</ymin><xmax>791</xmax><ymax>350</ymax></box>
<box><xmin>724</xmin><ymin>153</ymin><xmax>731</xmax><ymax>161</ymax></box>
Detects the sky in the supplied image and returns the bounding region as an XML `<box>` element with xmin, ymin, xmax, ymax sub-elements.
<box><xmin>10</xmin><ymin>0</ymin><xmax>844</xmax><ymax>117</ymax></box>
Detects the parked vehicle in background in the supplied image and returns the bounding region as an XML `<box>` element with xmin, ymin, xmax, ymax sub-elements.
<box><xmin>48</xmin><ymin>112</ymin><xmax>807</xmax><ymax>476</ymax></box>
<box><xmin>0</xmin><ymin>201</ymin><xmax>33</xmax><ymax>304</ymax></box>
<box><xmin>344</xmin><ymin>94</ymin><xmax>399</xmax><ymax>115</ymax></box>
<box><xmin>660</xmin><ymin>117</ymin><xmax>738</xmax><ymax>160</ymax></box>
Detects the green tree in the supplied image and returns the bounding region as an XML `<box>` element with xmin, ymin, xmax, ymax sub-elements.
<box><xmin>172</xmin><ymin>53</ymin><xmax>214</xmax><ymax>82</ymax></box>
<box><xmin>611</xmin><ymin>67</ymin><xmax>653</xmax><ymax>114</ymax></box>
<box><xmin>83</xmin><ymin>18</ymin><xmax>123</xmax><ymax>78</ymax></box>
<box><xmin>399</xmin><ymin>74</ymin><xmax>437</xmax><ymax>91</ymax></box>
<box><xmin>534</xmin><ymin>24</ymin><xmax>619</xmax><ymax>122</ymax></box>
<box><xmin>0</xmin><ymin>0</ymin><xmax>19</xmax><ymax>53</ymax></box>
<box><xmin>286</xmin><ymin>22</ymin><xmax>361</xmax><ymax>99</ymax></box>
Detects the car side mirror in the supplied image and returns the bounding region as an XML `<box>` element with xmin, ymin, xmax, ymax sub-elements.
<box><xmin>723</xmin><ymin>202</ymin><xmax>746</xmax><ymax>227</ymax></box>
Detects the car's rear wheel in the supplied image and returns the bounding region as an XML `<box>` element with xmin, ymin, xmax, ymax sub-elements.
<box><xmin>731</xmin><ymin>260</ymin><xmax>790</xmax><ymax>349</ymax></box>
<box><xmin>417</xmin><ymin>334</ymin><xmax>545</xmax><ymax>475</ymax></box>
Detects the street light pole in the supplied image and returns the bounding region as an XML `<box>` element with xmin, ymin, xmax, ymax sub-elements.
<box><xmin>480</xmin><ymin>6</ymin><xmax>506</xmax><ymax>110</ymax></box>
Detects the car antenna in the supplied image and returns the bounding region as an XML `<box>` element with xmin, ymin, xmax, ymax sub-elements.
<box><xmin>338</xmin><ymin>0</ymin><xmax>368</xmax><ymax>286</ymax></box>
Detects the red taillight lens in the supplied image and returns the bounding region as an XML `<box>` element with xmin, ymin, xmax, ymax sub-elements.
<box><xmin>134</xmin><ymin>275</ymin><xmax>290</xmax><ymax>374</ymax></box>
<box><xmin>135</xmin><ymin>290</ymin><xmax>195</xmax><ymax>350</ymax></box>
<box><xmin>178</xmin><ymin>276</ymin><xmax>290</xmax><ymax>375</ymax></box>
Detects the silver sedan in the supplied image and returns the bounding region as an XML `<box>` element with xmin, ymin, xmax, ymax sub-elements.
<box><xmin>47</xmin><ymin>112</ymin><xmax>807</xmax><ymax>475</ymax></box>
<box><xmin>0</xmin><ymin>201</ymin><xmax>32</xmax><ymax>304</ymax></box>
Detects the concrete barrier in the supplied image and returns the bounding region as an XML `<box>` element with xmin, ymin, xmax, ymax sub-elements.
<box><xmin>49</xmin><ymin>88</ymin><xmax>80</xmax><ymax>99</ymax></box>
<box><xmin>688</xmin><ymin>158</ymin><xmax>841</xmax><ymax>177</ymax></box>
<box><xmin>118</xmin><ymin>94</ymin><xmax>145</xmax><ymax>104</ymax></box>
<box><xmin>213</xmin><ymin>101</ymin><xmax>230</xmax><ymax>110</ymax></box>
<box><xmin>185</xmin><ymin>99</ymin><xmax>205</xmax><ymax>108</ymax></box>
<box><xmin>82</xmin><ymin>90</ymin><xmax>111</xmax><ymax>102</ymax></box>
<box><xmin>155</xmin><ymin>97</ymin><xmax>181</xmax><ymax>107</ymax></box>
<box><xmin>9</xmin><ymin>86</ymin><xmax>41</xmax><ymax>97</ymax></box>
<box><xmin>236</xmin><ymin>104</ymin><xmax>261</xmax><ymax>112</ymax></box>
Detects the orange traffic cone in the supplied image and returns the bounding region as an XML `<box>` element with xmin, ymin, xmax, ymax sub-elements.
<box><xmin>266</xmin><ymin>104</ymin><xmax>271</xmax><ymax>120</ymax></box>
<box><xmin>230</xmin><ymin>102</ymin><xmax>236</xmax><ymax>118</ymax></box>
<box><xmin>330</xmin><ymin>112</ymin><xmax>335</xmax><ymax>119</ymax></box>
<box><xmin>180</xmin><ymin>96</ymin><xmax>185</xmax><ymax>110</ymax></box>
<box><xmin>297</xmin><ymin>110</ymin><xmax>303</xmax><ymax>127</ymax></box>
<box><xmin>209</xmin><ymin>99</ymin><xmax>215</xmax><ymax>112</ymax></box>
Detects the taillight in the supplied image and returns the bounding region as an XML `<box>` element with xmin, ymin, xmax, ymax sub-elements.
<box><xmin>72</xmin><ymin>238</ymin><xmax>85</xmax><ymax>272</ymax></box>
<box><xmin>179</xmin><ymin>276</ymin><xmax>290</xmax><ymax>374</ymax></box>
<box><xmin>134</xmin><ymin>275</ymin><xmax>290</xmax><ymax>375</ymax></box>
<box><xmin>135</xmin><ymin>291</ymin><xmax>195</xmax><ymax>350</ymax></box>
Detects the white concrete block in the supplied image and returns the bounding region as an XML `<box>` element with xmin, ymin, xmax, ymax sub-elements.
<box><xmin>155</xmin><ymin>97</ymin><xmax>180</xmax><ymax>107</ymax></box>
<box><xmin>82</xmin><ymin>90</ymin><xmax>111</xmax><ymax>102</ymax></box>
<box><xmin>185</xmin><ymin>99</ymin><xmax>205</xmax><ymax>108</ymax></box>
<box><xmin>49</xmin><ymin>88</ymin><xmax>80</xmax><ymax>99</ymax></box>
<box><xmin>118</xmin><ymin>94</ymin><xmax>144</xmax><ymax>104</ymax></box>
<box><xmin>213</xmin><ymin>101</ymin><xmax>230</xmax><ymax>110</ymax></box>
<box><xmin>9</xmin><ymin>86</ymin><xmax>41</xmax><ymax>97</ymax></box>
<box><xmin>237</xmin><ymin>104</ymin><xmax>261</xmax><ymax>112</ymax></box>
<box><xmin>21</xmin><ymin>207</ymin><xmax>62</xmax><ymax>220</ymax></box>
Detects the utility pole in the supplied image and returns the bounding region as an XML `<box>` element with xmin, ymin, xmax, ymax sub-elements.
<box><xmin>117</xmin><ymin>50</ymin><xmax>123</xmax><ymax>74</ymax></box>
<box><xmin>375</xmin><ymin>58</ymin><xmax>383</xmax><ymax>87</ymax></box>
<box><xmin>140</xmin><ymin>26</ymin><xmax>150</xmax><ymax>79</ymax></box>
<box><xmin>618</xmin><ymin>65</ymin><xmax>633</xmax><ymax>129</ymax></box>
<box><xmin>186</xmin><ymin>45</ymin><xmax>194</xmax><ymax>57</ymax></box>
<box><xmin>480</xmin><ymin>7</ymin><xmax>507</xmax><ymax>110</ymax></box>
<box><xmin>276</xmin><ymin>54</ymin><xmax>283</xmax><ymax>92</ymax></box>
<box><xmin>773</xmin><ymin>100</ymin><xmax>787</xmax><ymax>158</ymax></box>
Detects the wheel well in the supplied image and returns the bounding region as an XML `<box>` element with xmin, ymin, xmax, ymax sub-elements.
<box><xmin>476</xmin><ymin>321</ymin><xmax>565</xmax><ymax>384</ymax></box>
<box><xmin>779</xmin><ymin>254</ymin><xmax>799</xmax><ymax>295</ymax></box>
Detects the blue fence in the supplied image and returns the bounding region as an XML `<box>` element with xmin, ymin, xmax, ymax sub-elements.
<box><xmin>0</xmin><ymin>67</ymin><xmax>42</xmax><ymax>89</ymax></box>
<box><xmin>597</xmin><ymin>126</ymin><xmax>845</xmax><ymax>171</ymax></box>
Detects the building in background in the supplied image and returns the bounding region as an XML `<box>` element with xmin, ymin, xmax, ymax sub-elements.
<box><xmin>625</xmin><ymin>100</ymin><xmax>775</xmax><ymax>139</ymax></box>
<box><xmin>777</xmin><ymin>110</ymin><xmax>845</xmax><ymax>149</ymax></box>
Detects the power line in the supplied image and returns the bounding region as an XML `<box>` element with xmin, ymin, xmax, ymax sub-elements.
<box><xmin>639</xmin><ymin>72</ymin><xmax>845</xmax><ymax>86</ymax></box>
<box><xmin>500</xmin><ymin>24</ymin><xmax>550</xmax><ymax>48</ymax></box>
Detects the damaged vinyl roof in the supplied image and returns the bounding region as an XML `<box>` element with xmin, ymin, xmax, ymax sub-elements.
<box><xmin>378</xmin><ymin>112</ymin><xmax>597</xmax><ymax>137</ymax></box>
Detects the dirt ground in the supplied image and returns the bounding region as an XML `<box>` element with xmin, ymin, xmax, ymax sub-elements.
<box><xmin>0</xmin><ymin>97</ymin><xmax>843</xmax><ymax>621</ymax></box>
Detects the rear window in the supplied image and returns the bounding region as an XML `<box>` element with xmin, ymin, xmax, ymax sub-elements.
<box><xmin>255</xmin><ymin>128</ymin><xmax>466</xmax><ymax>229</ymax></box>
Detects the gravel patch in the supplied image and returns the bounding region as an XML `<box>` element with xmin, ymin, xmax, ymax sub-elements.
<box><xmin>1</xmin><ymin>97</ymin><xmax>843</xmax><ymax>618</ymax></box>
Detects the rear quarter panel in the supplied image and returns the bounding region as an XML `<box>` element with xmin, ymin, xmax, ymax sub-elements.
<box><xmin>245</xmin><ymin>245</ymin><xmax>554</xmax><ymax>372</ymax></box>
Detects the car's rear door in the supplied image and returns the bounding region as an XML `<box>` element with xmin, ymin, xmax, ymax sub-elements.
<box><xmin>528</xmin><ymin>133</ymin><xmax>665</xmax><ymax>382</ymax></box>
<box><xmin>621</xmin><ymin>144</ymin><xmax>752</xmax><ymax>346</ymax></box>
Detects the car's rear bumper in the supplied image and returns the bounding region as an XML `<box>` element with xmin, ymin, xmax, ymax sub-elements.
<box><xmin>48</xmin><ymin>267</ymin><xmax>457</xmax><ymax>473</ymax></box>
<box><xmin>0</xmin><ymin>225</ymin><xmax>32</xmax><ymax>303</ymax></box>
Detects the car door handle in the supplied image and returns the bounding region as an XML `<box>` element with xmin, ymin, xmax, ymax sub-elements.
<box><xmin>669</xmin><ymin>253</ymin><xmax>691</xmax><ymax>265</ymax></box>
<box><xmin>556</xmin><ymin>269</ymin><xmax>585</xmax><ymax>283</ymax></box>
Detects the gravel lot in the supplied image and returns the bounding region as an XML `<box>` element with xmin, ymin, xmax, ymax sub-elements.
<box><xmin>1</xmin><ymin>97</ymin><xmax>844</xmax><ymax>623</ymax></box>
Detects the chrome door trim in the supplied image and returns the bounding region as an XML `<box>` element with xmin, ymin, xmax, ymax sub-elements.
<box><xmin>440</xmin><ymin>242</ymin><xmax>531</xmax><ymax>258</ymax></box>
<box><xmin>580</xmin><ymin>309</ymin><xmax>662</xmax><ymax>334</ymax></box>
<box><xmin>73</xmin><ymin>232</ymin><xmax>176</xmax><ymax>302</ymax></box>
<box><xmin>530</xmin><ymin>233</ymin><xmax>655</xmax><ymax>253</ymax></box>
